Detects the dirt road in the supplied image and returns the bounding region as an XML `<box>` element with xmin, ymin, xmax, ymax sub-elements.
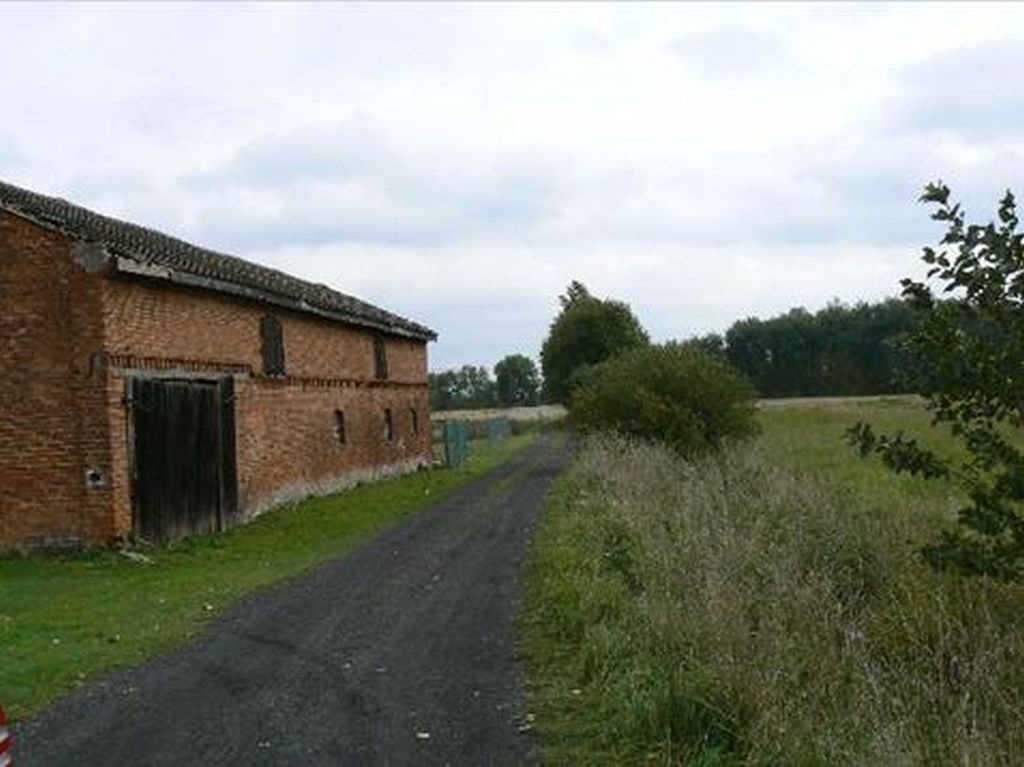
<box><xmin>17</xmin><ymin>434</ymin><xmax>567</xmax><ymax>766</ymax></box>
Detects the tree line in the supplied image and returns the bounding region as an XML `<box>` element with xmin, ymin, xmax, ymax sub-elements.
<box><xmin>540</xmin><ymin>282</ymin><xmax>917</xmax><ymax>401</ymax></box>
<box><xmin>712</xmin><ymin>298</ymin><xmax>918</xmax><ymax>398</ymax></box>
<box><xmin>431</xmin><ymin>291</ymin><xmax>921</xmax><ymax>410</ymax></box>
<box><xmin>539</xmin><ymin>282</ymin><xmax>920</xmax><ymax>402</ymax></box>
<box><xmin>429</xmin><ymin>354</ymin><xmax>540</xmax><ymax>411</ymax></box>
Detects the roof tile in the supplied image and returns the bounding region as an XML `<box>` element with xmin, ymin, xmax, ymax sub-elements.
<box><xmin>0</xmin><ymin>179</ymin><xmax>436</xmax><ymax>340</ymax></box>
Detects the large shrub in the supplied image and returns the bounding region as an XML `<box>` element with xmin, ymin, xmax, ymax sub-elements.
<box><xmin>570</xmin><ymin>342</ymin><xmax>758</xmax><ymax>457</ymax></box>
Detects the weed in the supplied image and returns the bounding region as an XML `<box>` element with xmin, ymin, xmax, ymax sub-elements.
<box><xmin>522</xmin><ymin>405</ymin><xmax>1024</xmax><ymax>765</ymax></box>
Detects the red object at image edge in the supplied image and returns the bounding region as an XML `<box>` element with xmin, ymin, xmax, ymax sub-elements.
<box><xmin>0</xmin><ymin>704</ymin><xmax>12</xmax><ymax>766</ymax></box>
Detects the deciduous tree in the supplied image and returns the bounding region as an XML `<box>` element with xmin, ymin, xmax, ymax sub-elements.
<box><xmin>540</xmin><ymin>280</ymin><xmax>649</xmax><ymax>403</ymax></box>
<box><xmin>494</xmin><ymin>354</ymin><xmax>540</xmax><ymax>407</ymax></box>
<box><xmin>849</xmin><ymin>182</ymin><xmax>1024</xmax><ymax>579</ymax></box>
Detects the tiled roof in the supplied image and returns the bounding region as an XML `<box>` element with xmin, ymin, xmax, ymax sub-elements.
<box><xmin>0</xmin><ymin>179</ymin><xmax>436</xmax><ymax>340</ymax></box>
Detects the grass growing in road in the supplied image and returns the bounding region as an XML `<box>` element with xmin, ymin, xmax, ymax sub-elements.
<box><xmin>1</xmin><ymin>435</ymin><xmax>535</xmax><ymax>721</ymax></box>
<box><xmin>522</xmin><ymin>401</ymin><xmax>1024</xmax><ymax>765</ymax></box>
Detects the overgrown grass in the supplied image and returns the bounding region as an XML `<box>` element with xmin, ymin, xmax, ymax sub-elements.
<box><xmin>0</xmin><ymin>434</ymin><xmax>535</xmax><ymax>721</ymax></box>
<box><xmin>522</xmin><ymin>402</ymin><xmax>1024</xmax><ymax>765</ymax></box>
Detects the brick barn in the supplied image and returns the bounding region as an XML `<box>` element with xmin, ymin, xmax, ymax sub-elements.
<box><xmin>0</xmin><ymin>179</ymin><xmax>436</xmax><ymax>549</ymax></box>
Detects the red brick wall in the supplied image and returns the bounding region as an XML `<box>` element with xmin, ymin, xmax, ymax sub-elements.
<box><xmin>0</xmin><ymin>211</ymin><xmax>113</xmax><ymax>548</ymax></box>
<box><xmin>233</xmin><ymin>379</ymin><xmax>430</xmax><ymax>517</ymax></box>
<box><xmin>102</xmin><ymin>278</ymin><xmax>426</xmax><ymax>383</ymax></box>
<box><xmin>101</xmin><ymin>272</ymin><xmax>432</xmax><ymax>534</ymax></box>
<box><xmin>1</xmin><ymin>214</ymin><xmax>432</xmax><ymax>549</ymax></box>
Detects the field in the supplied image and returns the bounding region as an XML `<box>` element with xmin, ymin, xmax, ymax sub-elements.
<box><xmin>430</xmin><ymin>404</ymin><xmax>567</xmax><ymax>423</ymax></box>
<box><xmin>521</xmin><ymin>397</ymin><xmax>1024</xmax><ymax>765</ymax></box>
<box><xmin>0</xmin><ymin>434</ymin><xmax>536</xmax><ymax>721</ymax></box>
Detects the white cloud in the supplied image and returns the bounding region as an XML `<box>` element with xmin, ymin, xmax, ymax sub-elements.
<box><xmin>1</xmin><ymin>2</ymin><xmax>1023</xmax><ymax>370</ymax></box>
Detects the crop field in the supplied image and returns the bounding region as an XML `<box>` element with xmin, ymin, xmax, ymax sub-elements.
<box><xmin>522</xmin><ymin>397</ymin><xmax>1024</xmax><ymax>766</ymax></box>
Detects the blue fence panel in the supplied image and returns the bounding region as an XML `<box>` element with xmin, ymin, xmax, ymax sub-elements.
<box><xmin>486</xmin><ymin>417</ymin><xmax>511</xmax><ymax>442</ymax></box>
<box><xmin>443</xmin><ymin>419</ymin><xmax>470</xmax><ymax>468</ymax></box>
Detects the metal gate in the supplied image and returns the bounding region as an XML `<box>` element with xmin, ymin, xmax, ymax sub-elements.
<box><xmin>130</xmin><ymin>377</ymin><xmax>238</xmax><ymax>542</ymax></box>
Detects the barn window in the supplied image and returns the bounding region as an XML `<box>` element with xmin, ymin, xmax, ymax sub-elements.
<box><xmin>260</xmin><ymin>315</ymin><xmax>285</xmax><ymax>376</ymax></box>
<box><xmin>374</xmin><ymin>336</ymin><xmax>389</xmax><ymax>380</ymax></box>
<box><xmin>384</xmin><ymin>408</ymin><xmax>394</xmax><ymax>441</ymax></box>
<box><xmin>334</xmin><ymin>410</ymin><xmax>347</xmax><ymax>445</ymax></box>
<box><xmin>410</xmin><ymin>407</ymin><xmax>419</xmax><ymax>436</ymax></box>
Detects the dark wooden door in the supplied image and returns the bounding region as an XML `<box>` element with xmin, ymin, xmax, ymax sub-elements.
<box><xmin>131</xmin><ymin>377</ymin><xmax>237</xmax><ymax>542</ymax></box>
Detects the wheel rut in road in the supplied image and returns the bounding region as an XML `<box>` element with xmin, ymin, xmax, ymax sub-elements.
<box><xmin>17</xmin><ymin>434</ymin><xmax>569</xmax><ymax>766</ymax></box>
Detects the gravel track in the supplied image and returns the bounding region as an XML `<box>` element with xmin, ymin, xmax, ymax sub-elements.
<box><xmin>17</xmin><ymin>434</ymin><xmax>567</xmax><ymax>766</ymax></box>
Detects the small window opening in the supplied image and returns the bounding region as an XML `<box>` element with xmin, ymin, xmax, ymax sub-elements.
<box><xmin>334</xmin><ymin>410</ymin><xmax>347</xmax><ymax>445</ymax></box>
<box><xmin>410</xmin><ymin>407</ymin><xmax>419</xmax><ymax>436</ymax></box>
<box><xmin>384</xmin><ymin>408</ymin><xmax>394</xmax><ymax>441</ymax></box>
<box><xmin>374</xmin><ymin>336</ymin><xmax>389</xmax><ymax>380</ymax></box>
<box><xmin>260</xmin><ymin>315</ymin><xmax>286</xmax><ymax>376</ymax></box>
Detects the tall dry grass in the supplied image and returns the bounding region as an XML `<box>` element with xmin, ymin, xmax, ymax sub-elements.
<box><xmin>554</xmin><ymin>434</ymin><xmax>1024</xmax><ymax>764</ymax></box>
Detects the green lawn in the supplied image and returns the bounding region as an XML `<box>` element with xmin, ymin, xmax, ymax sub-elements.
<box><xmin>0</xmin><ymin>434</ymin><xmax>535</xmax><ymax>720</ymax></box>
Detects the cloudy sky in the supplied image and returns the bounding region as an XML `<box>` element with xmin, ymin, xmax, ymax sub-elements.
<box><xmin>3</xmin><ymin>3</ymin><xmax>1022</xmax><ymax>370</ymax></box>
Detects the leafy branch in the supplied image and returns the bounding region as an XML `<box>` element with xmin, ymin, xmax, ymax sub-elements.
<box><xmin>849</xmin><ymin>182</ymin><xmax>1024</xmax><ymax>579</ymax></box>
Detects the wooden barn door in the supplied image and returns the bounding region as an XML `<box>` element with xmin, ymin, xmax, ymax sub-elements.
<box><xmin>130</xmin><ymin>377</ymin><xmax>237</xmax><ymax>542</ymax></box>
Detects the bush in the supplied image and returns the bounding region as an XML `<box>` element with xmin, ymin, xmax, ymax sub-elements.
<box><xmin>569</xmin><ymin>342</ymin><xmax>758</xmax><ymax>457</ymax></box>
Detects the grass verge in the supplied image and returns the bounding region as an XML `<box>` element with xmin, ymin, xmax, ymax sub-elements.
<box><xmin>1</xmin><ymin>434</ymin><xmax>535</xmax><ymax>721</ymax></box>
<box><xmin>522</xmin><ymin>403</ymin><xmax>1024</xmax><ymax>765</ymax></box>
